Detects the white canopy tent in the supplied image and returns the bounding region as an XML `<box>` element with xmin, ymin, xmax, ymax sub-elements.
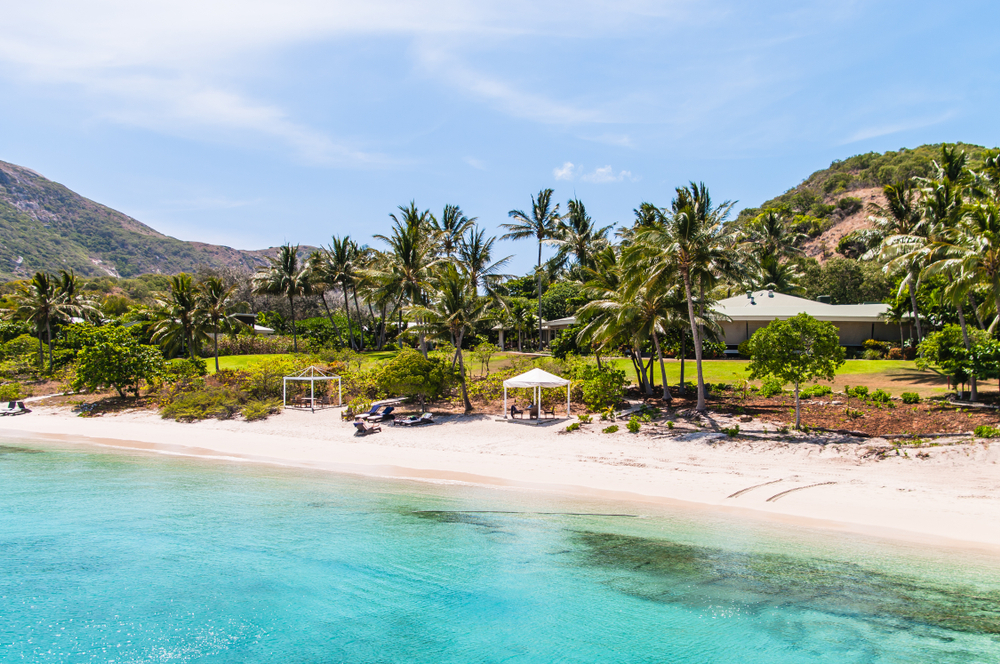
<box><xmin>283</xmin><ymin>366</ymin><xmax>342</xmax><ymax>413</ymax></box>
<box><xmin>502</xmin><ymin>368</ymin><xmax>570</xmax><ymax>422</ymax></box>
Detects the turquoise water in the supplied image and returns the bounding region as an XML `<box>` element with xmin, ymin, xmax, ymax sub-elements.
<box><xmin>2</xmin><ymin>438</ymin><xmax>999</xmax><ymax>663</ymax></box>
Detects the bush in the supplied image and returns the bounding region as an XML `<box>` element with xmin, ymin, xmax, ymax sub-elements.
<box><xmin>602</xmin><ymin>424</ymin><xmax>619</xmax><ymax>434</ymax></box>
<box><xmin>241</xmin><ymin>399</ymin><xmax>281</xmax><ymax>421</ymax></box>
<box><xmin>974</xmin><ymin>425</ymin><xmax>1000</xmax><ymax>438</ymax></box>
<box><xmin>666</xmin><ymin>420</ymin><xmax>674</xmax><ymax>429</ymax></box>
<box><xmin>565</xmin><ymin>422</ymin><xmax>581</xmax><ymax>432</ymax></box>
<box><xmin>758</xmin><ymin>378</ymin><xmax>784</xmax><ymax>397</ymax></box>
<box><xmin>0</xmin><ymin>382</ymin><xmax>26</xmax><ymax>401</ymax></box>
<box><xmin>215</xmin><ymin>335</ymin><xmax>294</xmax><ymax>356</ymax></box>
<box><xmin>627</xmin><ymin>416</ymin><xmax>641</xmax><ymax>433</ymax></box>
<box><xmin>164</xmin><ymin>357</ymin><xmax>208</xmax><ymax>382</ymax></box>
<box><xmin>722</xmin><ymin>425</ymin><xmax>740</xmax><ymax>438</ymax></box>
<box><xmin>887</xmin><ymin>347</ymin><xmax>904</xmax><ymax>360</ymax></box>
<box><xmin>862</xmin><ymin>349</ymin><xmax>884</xmax><ymax>360</ymax></box>
<box><xmin>73</xmin><ymin>326</ymin><xmax>165</xmax><ymax>398</ymax></box>
<box><xmin>577</xmin><ymin>413</ymin><xmax>592</xmax><ymax>424</ymax></box>
<box><xmin>800</xmin><ymin>384</ymin><xmax>832</xmax><ymax>398</ymax></box>
<box><xmin>846</xmin><ymin>385</ymin><xmax>869</xmax><ymax>399</ymax></box>
<box><xmin>578</xmin><ymin>365</ymin><xmax>627</xmax><ymax>411</ymax></box>
<box><xmin>376</xmin><ymin>348</ymin><xmax>451</xmax><ymax>409</ymax></box>
<box><xmin>161</xmin><ymin>385</ymin><xmax>243</xmax><ymax>422</ymax></box>
<box><xmin>870</xmin><ymin>388</ymin><xmax>892</xmax><ymax>404</ymax></box>
<box><xmin>901</xmin><ymin>392</ymin><xmax>920</xmax><ymax>404</ymax></box>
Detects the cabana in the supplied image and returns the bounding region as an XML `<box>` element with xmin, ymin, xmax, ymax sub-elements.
<box><xmin>502</xmin><ymin>368</ymin><xmax>570</xmax><ymax>422</ymax></box>
<box><xmin>283</xmin><ymin>366</ymin><xmax>342</xmax><ymax>413</ymax></box>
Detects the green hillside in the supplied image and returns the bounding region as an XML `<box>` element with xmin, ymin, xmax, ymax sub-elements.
<box><xmin>0</xmin><ymin>160</ymin><xmax>282</xmax><ymax>280</ymax></box>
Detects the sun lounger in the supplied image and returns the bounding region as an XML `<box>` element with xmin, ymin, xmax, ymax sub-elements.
<box><xmin>353</xmin><ymin>420</ymin><xmax>381</xmax><ymax>435</ymax></box>
<box><xmin>0</xmin><ymin>401</ymin><xmax>25</xmax><ymax>416</ymax></box>
<box><xmin>365</xmin><ymin>405</ymin><xmax>395</xmax><ymax>422</ymax></box>
<box><xmin>356</xmin><ymin>404</ymin><xmax>383</xmax><ymax>421</ymax></box>
<box><xmin>394</xmin><ymin>412</ymin><xmax>434</xmax><ymax>427</ymax></box>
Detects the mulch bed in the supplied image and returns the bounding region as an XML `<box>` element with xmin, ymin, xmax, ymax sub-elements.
<box><xmin>700</xmin><ymin>393</ymin><xmax>1000</xmax><ymax>437</ymax></box>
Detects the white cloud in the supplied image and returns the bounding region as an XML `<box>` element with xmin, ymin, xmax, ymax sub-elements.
<box><xmin>553</xmin><ymin>162</ymin><xmax>577</xmax><ymax>180</ymax></box>
<box><xmin>464</xmin><ymin>156</ymin><xmax>487</xmax><ymax>170</ymax></box>
<box><xmin>839</xmin><ymin>111</ymin><xmax>956</xmax><ymax>145</ymax></box>
<box><xmin>581</xmin><ymin>165</ymin><xmax>634</xmax><ymax>183</ymax></box>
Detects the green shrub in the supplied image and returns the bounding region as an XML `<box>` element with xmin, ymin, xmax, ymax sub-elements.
<box><xmin>165</xmin><ymin>357</ymin><xmax>207</xmax><ymax>382</ymax></box>
<box><xmin>800</xmin><ymin>384</ymin><xmax>832</xmax><ymax>398</ymax></box>
<box><xmin>758</xmin><ymin>378</ymin><xmax>784</xmax><ymax>397</ymax></box>
<box><xmin>602</xmin><ymin>424</ymin><xmax>619</xmax><ymax>434</ymax></box>
<box><xmin>666</xmin><ymin>420</ymin><xmax>674</xmax><ymax>429</ymax></box>
<box><xmin>870</xmin><ymin>388</ymin><xmax>892</xmax><ymax>404</ymax></box>
<box><xmin>846</xmin><ymin>385</ymin><xmax>869</xmax><ymax>399</ymax></box>
<box><xmin>242</xmin><ymin>399</ymin><xmax>281</xmax><ymax>421</ymax></box>
<box><xmin>974</xmin><ymin>425</ymin><xmax>1000</xmax><ymax>438</ymax></box>
<box><xmin>627</xmin><ymin>416</ymin><xmax>641</xmax><ymax>433</ymax></box>
<box><xmin>161</xmin><ymin>385</ymin><xmax>242</xmax><ymax>422</ymax></box>
<box><xmin>862</xmin><ymin>349</ymin><xmax>883</xmax><ymax>360</ymax></box>
<box><xmin>0</xmin><ymin>382</ymin><xmax>26</xmax><ymax>401</ymax></box>
<box><xmin>579</xmin><ymin>365</ymin><xmax>627</xmax><ymax>411</ymax></box>
<box><xmin>722</xmin><ymin>425</ymin><xmax>740</xmax><ymax>438</ymax></box>
<box><xmin>901</xmin><ymin>392</ymin><xmax>920</xmax><ymax>404</ymax></box>
<box><xmin>577</xmin><ymin>413</ymin><xmax>592</xmax><ymax>424</ymax></box>
<box><xmin>565</xmin><ymin>422</ymin><xmax>581</xmax><ymax>432</ymax></box>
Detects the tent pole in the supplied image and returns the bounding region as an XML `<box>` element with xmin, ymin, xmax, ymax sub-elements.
<box><xmin>567</xmin><ymin>383</ymin><xmax>570</xmax><ymax>417</ymax></box>
<box><xmin>311</xmin><ymin>378</ymin><xmax>315</xmax><ymax>413</ymax></box>
<box><xmin>283</xmin><ymin>378</ymin><xmax>287</xmax><ymax>410</ymax></box>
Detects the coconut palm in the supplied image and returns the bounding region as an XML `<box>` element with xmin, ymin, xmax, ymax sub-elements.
<box><xmin>197</xmin><ymin>277</ymin><xmax>236</xmax><ymax>372</ymax></box>
<box><xmin>251</xmin><ymin>244</ymin><xmax>311</xmax><ymax>352</ymax></box>
<box><xmin>319</xmin><ymin>236</ymin><xmax>363</xmax><ymax>350</ymax></box>
<box><xmin>752</xmin><ymin>254</ymin><xmax>804</xmax><ymax>295</ymax></box>
<box><xmin>430</xmin><ymin>205</ymin><xmax>476</xmax><ymax>259</ymax></box>
<box><xmin>625</xmin><ymin>182</ymin><xmax>735</xmax><ymax>411</ymax></box>
<box><xmin>152</xmin><ymin>273</ymin><xmax>210</xmax><ymax>359</ymax></box>
<box><xmin>375</xmin><ymin>202</ymin><xmax>438</xmax><ymax>357</ymax></box>
<box><xmin>501</xmin><ymin>189</ymin><xmax>563</xmax><ymax>350</ymax></box>
<box><xmin>552</xmin><ymin>198</ymin><xmax>612</xmax><ymax>278</ymax></box>
<box><xmin>740</xmin><ymin>209</ymin><xmax>804</xmax><ymax>259</ymax></box>
<box><xmin>457</xmin><ymin>226</ymin><xmax>512</xmax><ymax>299</ymax></box>
<box><xmin>9</xmin><ymin>271</ymin><xmax>80</xmax><ymax>371</ymax></box>
<box><xmin>408</xmin><ymin>264</ymin><xmax>488</xmax><ymax>412</ymax></box>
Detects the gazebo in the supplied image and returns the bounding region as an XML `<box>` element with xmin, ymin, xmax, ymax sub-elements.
<box><xmin>502</xmin><ymin>368</ymin><xmax>571</xmax><ymax>422</ymax></box>
<box><xmin>283</xmin><ymin>366</ymin><xmax>342</xmax><ymax>413</ymax></box>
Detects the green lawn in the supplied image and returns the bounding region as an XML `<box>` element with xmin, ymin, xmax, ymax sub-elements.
<box><xmin>211</xmin><ymin>354</ymin><xmax>289</xmax><ymax>373</ymax></box>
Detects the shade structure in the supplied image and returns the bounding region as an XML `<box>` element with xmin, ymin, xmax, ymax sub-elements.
<box><xmin>502</xmin><ymin>368</ymin><xmax>571</xmax><ymax>421</ymax></box>
<box><xmin>283</xmin><ymin>365</ymin><xmax>342</xmax><ymax>413</ymax></box>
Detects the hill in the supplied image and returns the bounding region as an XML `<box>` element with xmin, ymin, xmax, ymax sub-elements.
<box><xmin>737</xmin><ymin>143</ymin><xmax>995</xmax><ymax>261</ymax></box>
<box><xmin>0</xmin><ymin>160</ymin><xmax>296</xmax><ymax>280</ymax></box>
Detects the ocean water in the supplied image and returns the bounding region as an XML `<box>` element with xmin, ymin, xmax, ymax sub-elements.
<box><xmin>1</xmin><ymin>438</ymin><xmax>999</xmax><ymax>663</ymax></box>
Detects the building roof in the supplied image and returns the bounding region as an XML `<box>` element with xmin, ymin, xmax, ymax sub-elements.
<box><xmin>540</xmin><ymin>316</ymin><xmax>578</xmax><ymax>329</ymax></box>
<box><xmin>714</xmin><ymin>290</ymin><xmax>890</xmax><ymax>322</ymax></box>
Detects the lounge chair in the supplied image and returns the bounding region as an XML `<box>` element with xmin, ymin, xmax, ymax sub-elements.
<box><xmin>509</xmin><ymin>405</ymin><xmax>524</xmax><ymax>419</ymax></box>
<box><xmin>541</xmin><ymin>405</ymin><xmax>555</xmax><ymax>419</ymax></box>
<box><xmin>0</xmin><ymin>401</ymin><xmax>22</xmax><ymax>416</ymax></box>
<box><xmin>353</xmin><ymin>420</ymin><xmax>381</xmax><ymax>435</ymax></box>
<box><xmin>395</xmin><ymin>412</ymin><xmax>434</xmax><ymax>427</ymax></box>
<box><xmin>356</xmin><ymin>404</ymin><xmax>383</xmax><ymax>421</ymax></box>
<box><xmin>366</xmin><ymin>405</ymin><xmax>395</xmax><ymax>422</ymax></box>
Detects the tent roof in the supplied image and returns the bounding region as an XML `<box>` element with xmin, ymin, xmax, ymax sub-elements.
<box><xmin>503</xmin><ymin>367</ymin><xmax>570</xmax><ymax>388</ymax></box>
<box><xmin>285</xmin><ymin>365</ymin><xmax>339</xmax><ymax>380</ymax></box>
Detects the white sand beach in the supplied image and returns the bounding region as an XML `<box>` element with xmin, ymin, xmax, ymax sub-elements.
<box><xmin>4</xmin><ymin>406</ymin><xmax>999</xmax><ymax>550</ymax></box>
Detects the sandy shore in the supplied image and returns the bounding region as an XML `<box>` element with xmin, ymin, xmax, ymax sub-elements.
<box><xmin>4</xmin><ymin>406</ymin><xmax>999</xmax><ymax>550</ymax></box>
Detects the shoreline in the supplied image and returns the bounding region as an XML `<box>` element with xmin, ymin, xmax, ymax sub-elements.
<box><xmin>4</xmin><ymin>406</ymin><xmax>1000</xmax><ymax>552</ymax></box>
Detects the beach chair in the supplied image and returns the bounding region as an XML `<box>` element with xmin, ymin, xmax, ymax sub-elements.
<box><xmin>0</xmin><ymin>401</ymin><xmax>17</xmax><ymax>416</ymax></box>
<box><xmin>366</xmin><ymin>405</ymin><xmax>394</xmax><ymax>422</ymax></box>
<box><xmin>357</xmin><ymin>404</ymin><xmax>383</xmax><ymax>421</ymax></box>
<box><xmin>10</xmin><ymin>401</ymin><xmax>30</xmax><ymax>415</ymax></box>
<box><xmin>396</xmin><ymin>412</ymin><xmax>434</xmax><ymax>427</ymax></box>
<box><xmin>541</xmin><ymin>405</ymin><xmax>555</xmax><ymax>419</ymax></box>
<box><xmin>509</xmin><ymin>404</ymin><xmax>524</xmax><ymax>419</ymax></box>
<box><xmin>353</xmin><ymin>420</ymin><xmax>381</xmax><ymax>435</ymax></box>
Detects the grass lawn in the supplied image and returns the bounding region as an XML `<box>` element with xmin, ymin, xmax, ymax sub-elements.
<box><xmin>211</xmin><ymin>354</ymin><xmax>289</xmax><ymax>373</ymax></box>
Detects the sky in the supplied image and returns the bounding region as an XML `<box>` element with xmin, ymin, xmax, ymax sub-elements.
<box><xmin>1</xmin><ymin>0</ymin><xmax>999</xmax><ymax>275</ymax></box>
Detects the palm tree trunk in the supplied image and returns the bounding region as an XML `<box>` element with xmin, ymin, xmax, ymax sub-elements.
<box><xmin>536</xmin><ymin>239</ymin><xmax>543</xmax><ymax>351</ymax></box>
<box><xmin>319</xmin><ymin>292</ymin><xmax>343</xmax><ymax>339</ymax></box>
<box><xmin>680</xmin><ymin>334</ymin><xmax>686</xmax><ymax>396</ymax></box>
<box><xmin>352</xmin><ymin>286</ymin><xmax>365</xmax><ymax>350</ymax></box>
<box><xmin>342</xmin><ymin>283</ymin><xmax>356</xmax><ymax>350</ymax></box>
<box><xmin>46</xmin><ymin>318</ymin><xmax>53</xmax><ymax>373</ymax></box>
<box><xmin>456</xmin><ymin>331</ymin><xmax>472</xmax><ymax>412</ymax></box>
<box><xmin>957</xmin><ymin>302</ymin><xmax>977</xmax><ymax>401</ymax></box>
<box><xmin>289</xmin><ymin>294</ymin><xmax>298</xmax><ymax>353</ymax></box>
<box><xmin>683</xmin><ymin>270</ymin><xmax>707</xmax><ymax>411</ymax></box>
<box><xmin>652</xmin><ymin>331</ymin><xmax>671</xmax><ymax>403</ymax></box>
<box><xmin>37</xmin><ymin>327</ymin><xmax>43</xmax><ymax>369</ymax></box>
<box><xmin>214</xmin><ymin>322</ymin><xmax>220</xmax><ymax>373</ymax></box>
<box><xmin>908</xmin><ymin>269</ymin><xmax>923</xmax><ymax>341</ymax></box>
<box><xmin>969</xmin><ymin>291</ymin><xmax>985</xmax><ymax>329</ymax></box>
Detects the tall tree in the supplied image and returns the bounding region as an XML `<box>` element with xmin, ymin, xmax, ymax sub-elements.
<box><xmin>9</xmin><ymin>271</ymin><xmax>79</xmax><ymax>371</ymax></box>
<box><xmin>197</xmin><ymin>277</ymin><xmax>236</xmax><ymax>373</ymax></box>
<box><xmin>251</xmin><ymin>244</ymin><xmax>311</xmax><ymax>352</ymax></box>
<box><xmin>430</xmin><ymin>204</ymin><xmax>476</xmax><ymax>259</ymax></box>
<box><xmin>152</xmin><ymin>273</ymin><xmax>208</xmax><ymax>360</ymax></box>
<box><xmin>553</xmin><ymin>198</ymin><xmax>612</xmax><ymax>278</ymax></box>
<box><xmin>502</xmin><ymin>189</ymin><xmax>563</xmax><ymax>350</ymax></box>
<box><xmin>457</xmin><ymin>226</ymin><xmax>512</xmax><ymax>299</ymax></box>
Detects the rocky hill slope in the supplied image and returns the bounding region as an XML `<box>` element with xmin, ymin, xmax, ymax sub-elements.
<box><xmin>737</xmin><ymin>142</ymin><xmax>994</xmax><ymax>261</ymax></box>
<box><xmin>0</xmin><ymin>160</ymin><xmax>292</xmax><ymax>280</ymax></box>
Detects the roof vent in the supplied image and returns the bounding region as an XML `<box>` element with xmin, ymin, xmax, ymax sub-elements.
<box><xmin>817</xmin><ymin>295</ymin><xmax>832</xmax><ymax>304</ymax></box>
<box><xmin>746</xmin><ymin>291</ymin><xmax>752</xmax><ymax>299</ymax></box>
<box><xmin>767</xmin><ymin>289</ymin><xmax>774</xmax><ymax>298</ymax></box>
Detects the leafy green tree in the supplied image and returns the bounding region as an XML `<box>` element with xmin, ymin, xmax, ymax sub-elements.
<box><xmin>376</xmin><ymin>347</ymin><xmax>450</xmax><ymax>411</ymax></box>
<box><xmin>252</xmin><ymin>244</ymin><xmax>311</xmax><ymax>352</ymax></box>
<box><xmin>746</xmin><ymin>313</ymin><xmax>845</xmax><ymax>429</ymax></box>
<box><xmin>502</xmin><ymin>189</ymin><xmax>563</xmax><ymax>350</ymax></box>
<box><xmin>8</xmin><ymin>270</ymin><xmax>89</xmax><ymax>372</ymax></box>
<box><xmin>917</xmin><ymin>324</ymin><xmax>990</xmax><ymax>391</ymax></box>
<box><xmin>539</xmin><ymin>281</ymin><xmax>584</xmax><ymax>321</ymax></box>
<box><xmin>72</xmin><ymin>326</ymin><xmax>165</xmax><ymax>398</ymax></box>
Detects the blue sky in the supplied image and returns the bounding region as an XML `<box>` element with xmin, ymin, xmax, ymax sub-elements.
<box><xmin>1</xmin><ymin>0</ymin><xmax>998</xmax><ymax>275</ymax></box>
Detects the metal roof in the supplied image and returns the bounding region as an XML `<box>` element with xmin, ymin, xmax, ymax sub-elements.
<box><xmin>714</xmin><ymin>291</ymin><xmax>890</xmax><ymax>322</ymax></box>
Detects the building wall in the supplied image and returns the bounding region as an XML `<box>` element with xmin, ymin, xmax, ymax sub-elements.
<box><xmin>723</xmin><ymin>319</ymin><xmax>901</xmax><ymax>347</ymax></box>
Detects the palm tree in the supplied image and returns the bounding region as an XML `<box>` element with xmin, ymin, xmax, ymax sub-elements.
<box><xmin>740</xmin><ymin>209</ymin><xmax>804</xmax><ymax>259</ymax></box>
<box><xmin>9</xmin><ymin>272</ymin><xmax>73</xmax><ymax>371</ymax></box>
<box><xmin>457</xmin><ymin>227</ymin><xmax>512</xmax><ymax>299</ymax></box>
<box><xmin>197</xmin><ymin>277</ymin><xmax>236</xmax><ymax>372</ymax></box>
<box><xmin>502</xmin><ymin>189</ymin><xmax>563</xmax><ymax>350</ymax></box>
<box><xmin>306</xmin><ymin>250</ymin><xmax>345</xmax><ymax>345</ymax></box>
<box><xmin>320</xmin><ymin>236</ymin><xmax>362</xmax><ymax>350</ymax></box>
<box><xmin>552</xmin><ymin>198</ymin><xmax>612</xmax><ymax>278</ymax></box>
<box><xmin>430</xmin><ymin>204</ymin><xmax>476</xmax><ymax>259</ymax></box>
<box><xmin>863</xmin><ymin>181</ymin><xmax>927</xmax><ymax>340</ymax></box>
<box><xmin>625</xmin><ymin>182</ymin><xmax>735</xmax><ymax>411</ymax></box>
<box><xmin>753</xmin><ymin>254</ymin><xmax>804</xmax><ymax>295</ymax></box>
<box><xmin>251</xmin><ymin>244</ymin><xmax>311</xmax><ymax>352</ymax></box>
<box><xmin>375</xmin><ymin>202</ymin><xmax>438</xmax><ymax>357</ymax></box>
<box><xmin>408</xmin><ymin>264</ymin><xmax>487</xmax><ymax>412</ymax></box>
<box><xmin>152</xmin><ymin>273</ymin><xmax>209</xmax><ymax>359</ymax></box>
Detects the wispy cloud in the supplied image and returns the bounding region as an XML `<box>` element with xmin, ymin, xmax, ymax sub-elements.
<box><xmin>553</xmin><ymin>162</ymin><xmax>577</xmax><ymax>180</ymax></box>
<box><xmin>464</xmin><ymin>156</ymin><xmax>487</xmax><ymax>170</ymax></box>
<box><xmin>839</xmin><ymin>111</ymin><xmax>957</xmax><ymax>145</ymax></box>
<box><xmin>581</xmin><ymin>165</ymin><xmax>634</xmax><ymax>183</ymax></box>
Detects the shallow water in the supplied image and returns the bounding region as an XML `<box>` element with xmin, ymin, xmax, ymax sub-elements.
<box><xmin>1</xmin><ymin>437</ymin><xmax>998</xmax><ymax>663</ymax></box>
